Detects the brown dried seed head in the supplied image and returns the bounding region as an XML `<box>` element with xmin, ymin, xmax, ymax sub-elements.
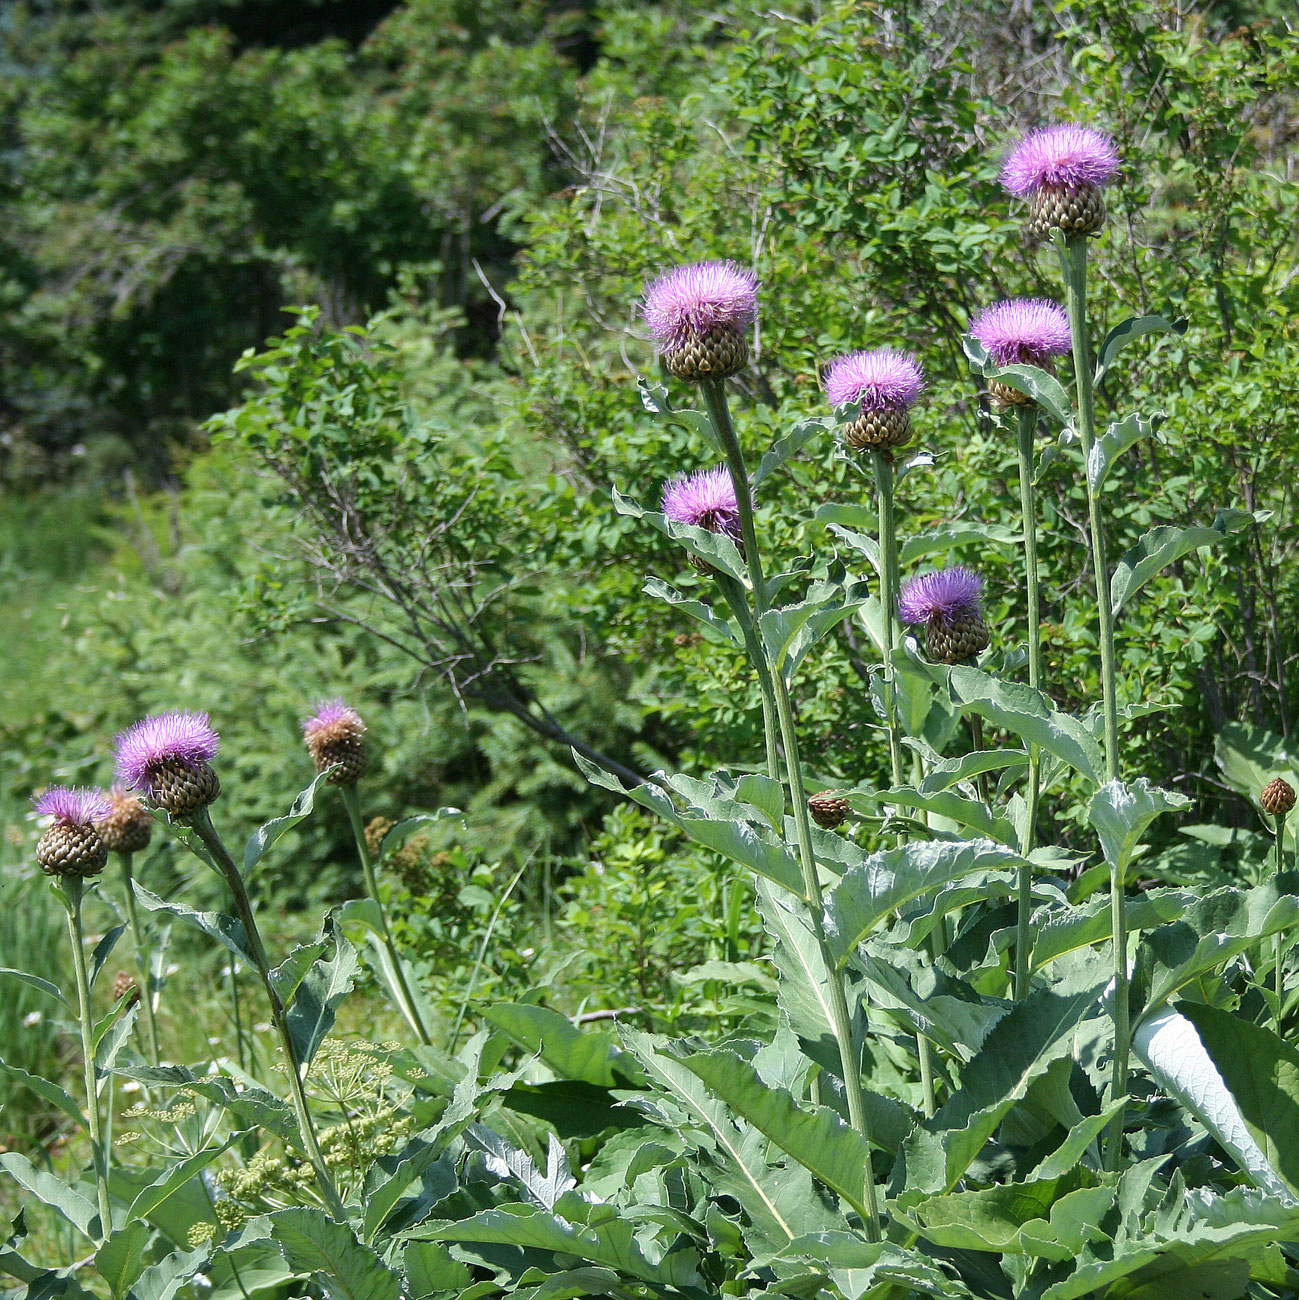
<box><xmin>1261</xmin><ymin>777</ymin><xmax>1296</xmax><ymax>817</ymax></box>
<box><xmin>98</xmin><ymin>787</ymin><xmax>153</xmax><ymax>854</ymax></box>
<box><xmin>808</xmin><ymin>793</ymin><xmax>852</xmax><ymax>830</ymax></box>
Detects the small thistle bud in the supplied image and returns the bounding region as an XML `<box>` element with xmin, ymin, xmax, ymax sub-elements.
<box><xmin>808</xmin><ymin>792</ymin><xmax>851</xmax><ymax>830</ymax></box>
<box><xmin>302</xmin><ymin>699</ymin><xmax>368</xmax><ymax>785</ymax></box>
<box><xmin>899</xmin><ymin>568</ymin><xmax>991</xmax><ymax>665</ymax></box>
<box><xmin>642</xmin><ymin>261</ymin><xmax>759</xmax><ymax>383</ymax></box>
<box><xmin>1000</xmin><ymin>124</ymin><xmax>1119</xmax><ymax>243</ymax></box>
<box><xmin>33</xmin><ymin>787</ymin><xmax>112</xmax><ymax>878</ymax></box>
<box><xmin>824</xmin><ymin>349</ymin><xmax>925</xmax><ymax>452</ymax></box>
<box><xmin>113</xmin><ymin>711</ymin><xmax>221</xmax><ymax>821</ymax></box>
<box><xmin>97</xmin><ymin>786</ymin><xmax>153</xmax><ymax>854</ymax></box>
<box><xmin>112</xmin><ymin>970</ymin><xmax>139</xmax><ymax>1004</ymax></box>
<box><xmin>661</xmin><ymin>465</ymin><xmax>746</xmax><ymax>576</ymax></box>
<box><xmin>969</xmin><ymin>300</ymin><xmax>1072</xmax><ymax>409</ymax></box>
<box><xmin>1261</xmin><ymin>777</ymin><xmax>1296</xmax><ymax>817</ymax></box>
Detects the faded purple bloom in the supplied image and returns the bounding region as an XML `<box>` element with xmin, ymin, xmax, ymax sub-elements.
<box><xmin>302</xmin><ymin>698</ymin><xmax>364</xmax><ymax>742</ymax></box>
<box><xmin>1000</xmin><ymin>125</ymin><xmax>1119</xmax><ymax>197</ymax></box>
<box><xmin>114</xmin><ymin>711</ymin><xmax>220</xmax><ymax>794</ymax></box>
<box><xmin>662</xmin><ymin>465</ymin><xmax>742</xmax><ymax>540</ymax></box>
<box><xmin>970</xmin><ymin>299</ymin><xmax>1072</xmax><ymax>367</ymax></box>
<box><xmin>642</xmin><ymin>261</ymin><xmax>759</xmax><ymax>351</ymax></box>
<box><xmin>33</xmin><ymin>786</ymin><xmax>112</xmax><ymax>826</ymax></box>
<box><xmin>899</xmin><ymin>568</ymin><xmax>984</xmax><ymax>626</ymax></box>
<box><xmin>824</xmin><ymin>349</ymin><xmax>925</xmax><ymax>412</ymax></box>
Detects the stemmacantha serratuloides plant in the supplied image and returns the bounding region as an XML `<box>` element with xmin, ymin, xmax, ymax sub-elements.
<box><xmin>5</xmin><ymin>120</ymin><xmax>1299</xmax><ymax>1300</ymax></box>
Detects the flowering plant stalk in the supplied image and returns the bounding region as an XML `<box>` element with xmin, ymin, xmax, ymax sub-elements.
<box><xmin>115</xmin><ymin>850</ymin><xmax>162</xmax><ymax>1064</ymax></box>
<box><xmin>644</xmin><ymin>263</ymin><xmax>882</xmax><ymax>1239</ymax></box>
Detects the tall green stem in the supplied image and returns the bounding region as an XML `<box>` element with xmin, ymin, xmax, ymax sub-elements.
<box><xmin>189</xmin><ymin>808</ymin><xmax>346</xmax><ymax>1219</ymax></box>
<box><xmin>872</xmin><ymin>453</ymin><xmax>905</xmax><ymax>791</ymax></box>
<box><xmin>1061</xmin><ymin>234</ymin><xmax>1127</xmax><ymax>1167</ymax></box>
<box><xmin>1013</xmin><ymin>404</ymin><xmax>1044</xmax><ymax>999</ymax></box>
<box><xmin>873</xmin><ymin>449</ymin><xmax>940</xmax><ymax>1116</ymax></box>
<box><xmin>701</xmin><ymin>377</ymin><xmax>883</xmax><ymax>1241</ymax></box>
<box><xmin>701</xmin><ymin>378</ymin><xmax>781</xmax><ymax>780</ymax></box>
<box><xmin>117</xmin><ymin>852</ymin><xmax>161</xmax><ymax>1064</ymax></box>
<box><xmin>63</xmin><ymin>879</ymin><xmax>112</xmax><ymax>1239</ymax></box>
<box><xmin>1276</xmin><ymin>813</ymin><xmax>1288</xmax><ymax>1008</ymax></box>
<box><xmin>339</xmin><ymin>785</ymin><xmax>433</xmax><ymax>1045</ymax></box>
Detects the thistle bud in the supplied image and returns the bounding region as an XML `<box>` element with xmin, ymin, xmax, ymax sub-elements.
<box><xmin>97</xmin><ymin>786</ymin><xmax>154</xmax><ymax>854</ymax></box>
<box><xmin>302</xmin><ymin>699</ymin><xmax>368</xmax><ymax>785</ymax></box>
<box><xmin>1261</xmin><ymin>777</ymin><xmax>1296</xmax><ymax>817</ymax></box>
<box><xmin>114</xmin><ymin>711</ymin><xmax>221</xmax><ymax>821</ymax></box>
<box><xmin>824</xmin><ymin>349</ymin><xmax>925</xmax><ymax>452</ymax></box>
<box><xmin>112</xmin><ymin>971</ymin><xmax>140</xmax><ymax>1004</ymax></box>
<box><xmin>33</xmin><ymin>787</ymin><xmax>112</xmax><ymax>878</ymax></box>
<box><xmin>899</xmin><ymin>568</ymin><xmax>990</xmax><ymax>665</ymax></box>
<box><xmin>642</xmin><ymin>262</ymin><xmax>759</xmax><ymax>383</ymax></box>
<box><xmin>1000</xmin><ymin>124</ymin><xmax>1119</xmax><ymax>243</ymax></box>
<box><xmin>808</xmin><ymin>792</ymin><xmax>851</xmax><ymax>830</ymax></box>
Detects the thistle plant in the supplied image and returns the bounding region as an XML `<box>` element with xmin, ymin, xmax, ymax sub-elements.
<box><xmin>971</xmin><ymin>297</ymin><xmax>1072</xmax><ymax>993</ymax></box>
<box><xmin>643</xmin><ymin>261</ymin><xmax>884</xmax><ymax>1239</ymax></box>
<box><xmin>1262</xmin><ymin>777</ymin><xmax>1295</xmax><ymax>1006</ymax></box>
<box><xmin>303</xmin><ymin>698</ymin><xmax>433</xmax><ymax>1046</ymax></box>
<box><xmin>34</xmin><ymin>785</ymin><xmax>114</xmax><ymax>1239</ymax></box>
<box><xmin>98</xmin><ymin>786</ymin><xmax>162</xmax><ymax>1063</ymax></box>
<box><xmin>115</xmin><ymin>710</ymin><xmax>346</xmax><ymax>1218</ymax></box>
<box><xmin>824</xmin><ymin>347</ymin><xmax>925</xmax><ymax>791</ymax></box>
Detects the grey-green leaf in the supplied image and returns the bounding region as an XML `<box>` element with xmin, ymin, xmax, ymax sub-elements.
<box><xmin>1087</xmin><ymin>779</ymin><xmax>1190</xmax><ymax>877</ymax></box>
<box><xmin>1094</xmin><ymin>313</ymin><xmax>1187</xmax><ymax>382</ymax></box>
<box><xmin>1087</xmin><ymin>410</ymin><xmax>1164</xmax><ymax>492</ymax></box>
<box><xmin>95</xmin><ymin>1221</ymin><xmax>152</xmax><ymax>1300</ymax></box>
<box><xmin>266</xmin><ymin>1207</ymin><xmax>399</xmax><ymax>1300</ymax></box>
<box><xmin>1111</xmin><ymin>509</ymin><xmax>1257</xmax><ymax>614</ymax></box>
<box><xmin>244</xmin><ymin>770</ymin><xmax>334</xmax><ymax>872</ymax></box>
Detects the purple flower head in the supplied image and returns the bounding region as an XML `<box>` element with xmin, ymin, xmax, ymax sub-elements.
<box><xmin>642</xmin><ymin>261</ymin><xmax>759</xmax><ymax>350</ymax></box>
<box><xmin>899</xmin><ymin>567</ymin><xmax>984</xmax><ymax>627</ymax></box>
<box><xmin>302</xmin><ymin>698</ymin><xmax>365</xmax><ymax>742</ymax></box>
<box><xmin>661</xmin><ymin>465</ymin><xmax>743</xmax><ymax>540</ymax></box>
<box><xmin>824</xmin><ymin>349</ymin><xmax>925</xmax><ymax>412</ymax></box>
<box><xmin>32</xmin><ymin>786</ymin><xmax>113</xmax><ymax>826</ymax></box>
<box><xmin>114</xmin><ymin>710</ymin><xmax>220</xmax><ymax>794</ymax></box>
<box><xmin>1001</xmin><ymin>125</ymin><xmax>1119</xmax><ymax>197</ymax></box>
<box><xmin>970</xmin><ymin>299</ymin><xmax>1072</xmax><ymax>367</ymax></box>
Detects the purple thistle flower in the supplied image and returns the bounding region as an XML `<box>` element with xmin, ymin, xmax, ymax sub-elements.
<box><xmin>899</xmin><ymin>567</ymin><xmax>984</xmax><ymax>627</ymax></box>
<box><xmin>302</xmin><ymin>698</ymin><xmax>365</xmax><ymax>742</ymax></box>
<box><xmin>1000</xmin><ymin>125</ymin><xmax>1119</xmax><ymax>197</ymax></box>
<box><xmin>642</xmin><ymin>261</ymin><xmax>759</xmax><ymax>352</ymax></box>
<box><xmin>970</xmin><ymin>299</ymin><xmax>1072</xmax><ymax>367</ymax></box>
<box><xmin>661</xmin><ymin>465</ymin><xmax>743</xmax><ymax>540</ymax></box>
<box><xmin>32</xmin><ymin>786</ymin><xmax>112</xmax><ymax>826</ymax></box>
<box><xmin>114</xmin><ymin>710</ymin><xmax>220</xmax><ymax>794</ymax></box>
<box><xmin>824</xmin><ymin>349</ymin><xmax>925</xmax><ymax>412</ymax></box>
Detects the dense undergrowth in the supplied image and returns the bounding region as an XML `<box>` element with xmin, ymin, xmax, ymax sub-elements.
<box><xmin>4</xmin><ymin>0</ymin><xmax>1299</xmax><ymax>1297</ymax></box>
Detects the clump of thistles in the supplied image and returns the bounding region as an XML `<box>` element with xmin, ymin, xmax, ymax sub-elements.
<box><xmin>824</xmin><ymin>349</ymin><xmax>925</xmax><ymax>452</ymax></box>
<box><xmin>33</xmin><ymin>786</ymin><xmax>112</xmax><ymax>877</ymax></box>
<box><xmin>642</xmin><ymin>261</ymin><xmax>758</xmax><ymax>383</ymax></box>
<box><xmin>899</xmin><ymin>567</ymin><xmax>990</xmax><ymax>665</ymax></box>
<box><xmin>970</xmin><ymin>299</ymin><xmax>1072</xmax><ymax>408</ymax></box>
<box><xmin>302</xmin><ymin>699</ymin><xmax>368</xmax><ymax>786</ymax></box>
<box><xmin>1001</xmin><ymin>124</ymin><xmax>1119</xmax><ymax>242</ymax></box>
<box><xmin>662</xmin><ymin>465</ymin><xmax>744</xmax><ymax>574</ymax></box>
<box><xmin>97</xmin><ymin>786</ymin><xmax>154</xmax><ymax>854</ymax></box>
<box><xmin>114</xmin><ymin>710</ymin><xmax>221</xmax><ymax>821</ymax></box>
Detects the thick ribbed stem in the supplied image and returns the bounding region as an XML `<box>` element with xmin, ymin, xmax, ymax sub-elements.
<box><xmin>1014</xmin><ymin>404</ymin><xmax>1043</xmax><ymax>999</ymax></box>
<box><xmin>1062</xmin><ymin>234</ymin><xmax>1127</xmax><ymax>1168</ymax></box>
<box><xmin>1276</xmin><ymin>813</ymin><xmax>1288</xmax><ymax>1009</ymax></box>
<box><xmin>701</xmin><ymin>377</ymin><xmax>781</xmax><ymax>780</ymax></box>
<box><xmin>339</xmin><ymin>784</ymin><xmax>433</xmax><ymax>1046</ymax></box>
<box><xmin>117</xmin><ymin>852</ymin><xmax>161</xmax><ymax>1064</ymax></box>
<box><xmin>63</xmin><ymin>879</ymin><xmax>112</xmax><ymax>1240</ymax></box>
<box><xmin>189</xmin><ymin>808</ymin><xmax>346</xmax><ymax>1219</ymax></box>
<box><xmin>872</xmin><ymin>453</ymin><xmax>905</xmax><ymax>791</ymax></box>
<box><xmin>702</xmin><ymin>376</ymin><xmax>882</xmax><ymax>1241</ymax></box>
